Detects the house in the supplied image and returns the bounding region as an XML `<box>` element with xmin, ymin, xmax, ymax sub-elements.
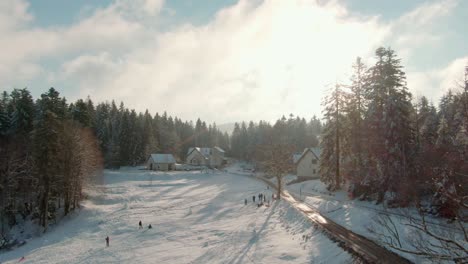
<box><xmin>186</xmin><ymin>147</ymin><xmax>226</xmax><ymax>168</ymax></box>
<box><xmin>146</xmin><ymin>154</ymin><xmax>176</xmax><ymax>171</ymax></box>
<box><xmin>186</xmin><ymin>148</ymin><xmax>209</xmax><ymax>166</ymax></box>
<box><xmin>294</xmin><ymin>147</ymin><xmax>321</xmax><ymax>179</ymax></box>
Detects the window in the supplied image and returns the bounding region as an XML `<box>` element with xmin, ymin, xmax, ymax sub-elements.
<box><xmin>312</xmin><ymin>159</ymin><xmax>317</xmax><ymax>164</ymax></box>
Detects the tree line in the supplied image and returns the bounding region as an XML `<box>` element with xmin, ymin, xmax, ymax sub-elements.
<box><xmin>92</xmin><ymin>101</ymin><xmax>229</xmax><ymax>169</ymax></box>
<box><xmin>320</xmin><ymin>47</ymin><xmax>468</xmax><ymax>217</ymax></box>
<box><xmin>229</xmin><ymin>115</ymin><xmax>322</xmax><ymax>161</ymax></box>
<box><xmin>0</xmin><ymin>87</ymin><xmax>229</xmax><ymax>239</ymax></box>
<box><xmin>0</xmin><ymin>88</ymin><xmax>102</xmax><ymax>237</ymax></box>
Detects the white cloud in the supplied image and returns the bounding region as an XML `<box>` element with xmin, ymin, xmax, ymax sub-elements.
<box><xmin>407</xmin><ymin>56</ymin><xmax>468</xmax><ymax>103</ymax></box>
<box><xmin>142</xmin><ymin>0</ymin><xmax>164</xmax><ymax>15</ymax></box>
<box><xmin>0</xmin><ymin>0</ymin><xmax>32</xmax><ymax>31</ymax></box>
<box><xmin>0</xmin><ymin>0</ymin><xmax>465</xmax><ymax>123</ymax></box>
<box><xmin>388</xmin><ymin>0</ymin><xmax>459</xmax><ymax>62</ymax></box>
<box><xmin>0</xmin><ymin>0</ymin><xmax>154</xmax><ymax>90</ymax></box>
<box><xmin>59</xmin><ymin>0</ymin><xmax>386</xmax><ymax>122</ymax></box>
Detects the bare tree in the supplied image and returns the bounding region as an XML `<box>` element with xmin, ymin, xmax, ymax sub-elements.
<box><xmin>368</xmin><ymin>204</ymin><xmax>468</xmax><ymax>263</ymax></box>
<box><xmin>257</xmin><ymin>137</ymin><xmax>294</xmax><ymax>199</ymax></box>
<box><xmin>60</xmin><ymin>122</ymin><xmax>103</xmax><ymax>216</ymax></box>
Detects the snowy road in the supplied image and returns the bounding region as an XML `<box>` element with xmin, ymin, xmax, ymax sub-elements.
<box><xmin>256</xmin><ymin>176</ymin><xmax>412</xmax><ymax>264</ymax></box>
<box><xmin>0</xmin><ymin>168</ymin><xmax>352</xmax><ymax>264</ymax></box>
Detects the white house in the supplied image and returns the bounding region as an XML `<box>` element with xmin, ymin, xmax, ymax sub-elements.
<box><xmin>147</xmin><ymin>154</ymin><xmax>176</xmax><ymax>171</ymax></box>
<box><xmin>294</xmin><ymin>147</ymin><xmax>321</xmax><ymax>179</ymax></box>
<box><xmin>186</xmin><ymin>147</ymin><xmax>226</xmax><ymax>168</ymax></box>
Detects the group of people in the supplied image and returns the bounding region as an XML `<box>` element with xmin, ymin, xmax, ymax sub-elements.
<box><xmin>105</xmin><ymin>220</ymin><xmax>153</xmax><ymax>247</ymax></box>
<box><xmin>244</xmin><ymin>187</ymin><xmax>276</xmax><ymax>207</ymax></box>
<box><xmin>139</xmin><ymin>220</ymin><xmax>152</xmax><ymax>230</ymax></box>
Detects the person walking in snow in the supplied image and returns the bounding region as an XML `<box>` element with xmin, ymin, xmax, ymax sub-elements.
<box><xmin>244</xmin><ymin>199</ymin><xmax>247</xmax><ymax>205</ymax></box>
<box><xmin>252</xmin><ymin>195</ymin><xmax>256</xmax><ymax>203</ymax></box>
<box><xmin>148</xmin><ymin>224</ymin><xmax>152</xmax><ymax>229</ymax></box>
<box><xmin>105</xmin><ymin>236</ymin><xmax>109</xmax><ymax>247</ymax></box>
<box><xmin>139</xmin><ymin>220</ymin><xmax>143</xmax><ymax>229</ymax></box>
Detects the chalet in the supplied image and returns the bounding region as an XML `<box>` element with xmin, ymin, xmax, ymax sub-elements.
<box><xmin>293</xmin><ymin>147</ymin><xmax>321</xmax><ymax>179</ymax></box>
<box><xmin>146</xmin><ymin>154</ymin><xmax>176</xmax><ymax>171</ymax></box>
<box><xmin>186</xmin><ymin>147</ymin><xmax>226</xmax><ymax>168</ymax></box>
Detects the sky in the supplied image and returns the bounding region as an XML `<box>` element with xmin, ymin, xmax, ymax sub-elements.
<box><xmin>1</xmin><ymin>0</ymin><xmax>467</xmax><ymax>124</ymax></box>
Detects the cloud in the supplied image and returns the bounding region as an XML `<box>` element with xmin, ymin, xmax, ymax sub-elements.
<box><xmin>142</xmin><ymin>0</ymin><xmax>164</xmax><ymax>15</ymax></box>
<box><xmin>56</xmin><ymin>0</ymin><xmax>386</xmax><ymax>122</ymax></box>
<box><xmin>389</xmin><ymin>0</ymin><xmax>466</xmax><ymax>104</ymax></box>
<box><xmin>0</xmin><ymin>0</ymin><xmax>32</xmax><ymax>31</ymax></box>
<box><xmin>0</xmin><ymin>0</ymin><xmax>151</xmax><ymax>90</ymax></box>
<box><xmin>387</xmin><ymin>0</ymin><xmax>459</xmax><ymax>62</ymax></box>
<box><xmin>0</xmin><ymin>0</ymin><xmax>464</xmax><ymax>123</ymax></box>
<box><xmin>407</xmin><ymin>56</ymin><xmax>468</xmax><ymax>103</ymax></box>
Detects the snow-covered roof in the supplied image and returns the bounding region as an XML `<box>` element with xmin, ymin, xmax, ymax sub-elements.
<box><xmin>199</xmin><ymin>148</ymin><xmax>211</xmax><ymax>157</ymax></box>
<box><xmin>187</xmin><ymin>147</ymin><xmax>209</xmax><ymax>160</ymax></box>
<box><xmin>294</xmin><ymin>147</ymin><xmax>321</xmax><ymax>164</ymax></box>
<box><xmin>214</xmin><ymin>146</ymin><xmax>225</xmax><ymax>153</ymax></box>
<box><xmin>149</xmin><ymin>154</ymin><xmax>176</xmax><ymax>164</ymax></box>
<box><xmin>187</xmin><ymin>147</ymin><xmax>195</xmax><ymax>155</ymax></box>
<box><xmin>310</xmin><ymin>147</ymin><xmax>321</xmax><ymax>159</ymax></box>
<box><xmin>293</xmin><ymin>153</ymin><xmax>302</xmax><ymax>163</ymax></box>
<box><xmin>187</xmin><ymin>147</ymin><xmax>224</xmax><ymax>158</ymax></box>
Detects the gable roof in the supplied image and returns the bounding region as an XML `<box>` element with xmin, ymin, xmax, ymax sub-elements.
<box><xmin>187</xmin><ymin>147</ymin><xmax>195</xmax><ymax>155</ymax></box>
<box><xmin>187</xmin><ymin>146</ymin><xmax>224</xmax><ymax>157</ymax></box>
<box><xmin>213</xmin><ymin>146</ymin><xmax>225</xmax><ymax>153</ymax></box>
<box><xmin>293</xmin><ymin>153</ymin><xmax>303</xmax><ymax>163</ymax></box>
<box><xmin>149</xmin><ymin>154</ymin><xmax>176</xmax><ymax>164</ymax></box>
<box><xmin>187</xmin><ymin>147</ymin><xmax>209</xmax><ymax>160</ymax></box>
<box><xmin>199</xmin><ymin>148</ymin><xmax>211</xmax><ymax>157</ymax></box>
<box><xmin>294</xmin><ymin>147</ymin><xmax>321</xmax><ymax>164</ymax></box>
<box><xmin>310</xmin><ymin>147</ymin><xmax>321</xmax><ymax>159</ymax></box>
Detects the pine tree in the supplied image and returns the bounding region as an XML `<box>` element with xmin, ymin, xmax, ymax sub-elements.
<box><xmin>8</xmin><ymin>89</ymin><xmax>34</xmax><ymax>136</ymax></box>
<box><xmin>33</xmin><ymin>88</ymin><xmax>67</xmax><ymax>230</ymax></box>
<box><xmin>105</xmin><ymin>101</ymin><xmax>121</xmax><ymax>168</ymax></box>
<box><xmin>414</xmin><ymin>97</ymin><xmax>440</xmax><ymax>195</ymax></box>
<box><xmin>320</xmin><ymin>84</ymin><xmax>347</xmax><ymax>190</ymax></box>
<box><xmin>230</xmin><ymin>123</ymin><xmax>241</xmax><ymax>158</ymax></box>
<box><xmin>364</xmin><ymin>47</ymin><xmax>415</xmax><ymax>204</ymax></box>
<box><xmin>86</xmin><ymin>96</ymin><xmax>96</xmax><ymax>128</ymax></box>
<box><xmin>343</xmin><ymin>57</ymin><xmax>368</xmax><ymax>195</ymax></box>
<box><xmin>142</xmin><ymin>110</ymin><xmax>159</xmax><ymax>159</ymax></box>
<box><xmin>95</xmin><ymin>102</ymin><xmax>110</xmax><ymax>153</ymax></box>
<box><xmin>119</xmin><ymin>109</ymin><xmax>131</xmax><ymax>165</ymax></box>
<box><xmin>0</xmin><ymin>92</ymin><xmax>10</xmax><ymax>136</ymax></box>
<box><xmin>71</xmin><ymin>99</ymin><xmax>91</xmax><ymax>127</ymax></box>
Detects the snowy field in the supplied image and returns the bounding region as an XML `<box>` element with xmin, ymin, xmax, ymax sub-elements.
<box><xmin>0</xmin><ymin>167</ymin><xmax>352</xmax><ymax>264</ymax></box>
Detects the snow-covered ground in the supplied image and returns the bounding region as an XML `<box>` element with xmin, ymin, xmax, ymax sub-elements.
<box><xmin>0</xmin><ymin>167</ymin><xmax>352</xmax><ymax>264</ymax></box>
<box><xmin>287</xmin><ymin>179</ymin><xmax>466</xmax><ymax>263</ymax></box>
